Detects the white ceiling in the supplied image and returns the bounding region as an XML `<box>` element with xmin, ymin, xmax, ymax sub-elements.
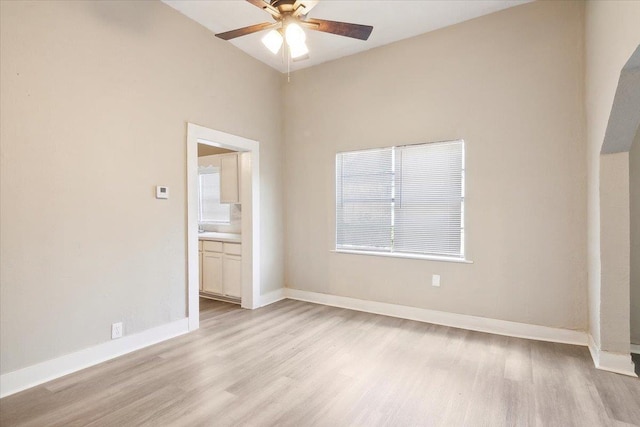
<box><xmin>162</xmin><ymin>0</ymin><xmax>532</xmax><ymax>73</ymax></box>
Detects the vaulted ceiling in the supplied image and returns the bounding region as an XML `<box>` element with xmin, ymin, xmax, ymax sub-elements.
<box><xmin>163</xmin><ymin>0</ymin><xmax>532</xmax><ymax>73</ymax></box>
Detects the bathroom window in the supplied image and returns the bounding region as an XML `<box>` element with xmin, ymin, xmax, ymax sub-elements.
<box><xmin>199</xmin><ymin>169</ymin><xmax>231</xmax><ymax>224</ymax></box>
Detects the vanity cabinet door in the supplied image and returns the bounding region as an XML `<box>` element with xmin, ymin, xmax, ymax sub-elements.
<box><xmin>199</xmin><ymin>251</ymin><xmax>203</xmax><ymax>291</ymax></box>
<box><xmin>223</xmin><ymin>254</ymin><xmax>242</xmax><ymax>298</ymax></box>
<box><xmin>202</xmin><ymin>252</ymin><xmax>223</xmax><ymax>295</ymax></box>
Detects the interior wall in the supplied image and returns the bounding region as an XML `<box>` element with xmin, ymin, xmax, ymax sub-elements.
<box><xmin>0</xmin><ymin>0</ymin><xmax>284</xmax><ymax>374</ymax></box>
<box><xmin>283</xmin><ymin>1</ymin><xmax>587</xmax><ymax>330</ymax></box>
<box><xmin>598</xmin><ymin>151</ymin><xmax>631</xmax><ymax>353</ymax></box>
<box><xmin>585</xmin><ymin>0</ymin><xmax>640</xmax><ymax>352</ymax></box>
<box><xmin>631</xmin><ymin>130</ymin><xmax>640</xmax><ymax>345</ymax></box>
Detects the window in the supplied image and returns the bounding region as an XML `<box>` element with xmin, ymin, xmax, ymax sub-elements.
<box><xmin>199</xmin><ymin>169</ymin><xmax>231</xmax><ymax>223</ymax></box>
<box><xmin>336</xmin><ymin>140</ymin><xmax>465</xmax><ymax>259</ymax></box>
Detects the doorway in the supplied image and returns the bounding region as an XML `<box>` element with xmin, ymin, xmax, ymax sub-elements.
<box><xmin>597</xmin><ymin>44</ymin><xmax>640</xmax><ymax>375</ymax></box>
<box><xmin>186</xmin><ymin>123</ymin><xmax>261</xmax><ymax>331</ymax></box>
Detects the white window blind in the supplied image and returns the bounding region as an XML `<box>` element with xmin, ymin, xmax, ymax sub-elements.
<box><xmin>336</xmin><ymin>140</ymin><xmax>465</xmax><ymax>258</ymax></box>
<box><xmin>199</xmin><ymin>171</ymin><xmax>231</xmax><ymax>223</ymax></box>
<box><xmin>336</xmin><ymin>148</ymin><xmax>394</xmax><ymax>252</ymax></box>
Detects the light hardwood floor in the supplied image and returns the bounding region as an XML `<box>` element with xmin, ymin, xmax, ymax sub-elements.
<box><xmin>1</xmin><ymin>298</ymin><xmax>639</xmax><ymax>426</ymax></box>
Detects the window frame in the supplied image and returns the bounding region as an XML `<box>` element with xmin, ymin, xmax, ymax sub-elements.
<box><xmin>334</xmin><ymin>140</ymin><xmax>470</xmax><ymax>263</ymax></box>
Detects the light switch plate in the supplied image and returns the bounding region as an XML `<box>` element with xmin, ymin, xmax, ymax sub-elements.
<box><xmin>156</xmin><ymin>186</ymin><xmax>169</xmax><ymax>199</ymax></box>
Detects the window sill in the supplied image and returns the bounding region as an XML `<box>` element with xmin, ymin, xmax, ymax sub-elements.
<box><xmin>331</xmin><ymin>249</ymin><xmax>473</xmax><ymax>264</ymax></box>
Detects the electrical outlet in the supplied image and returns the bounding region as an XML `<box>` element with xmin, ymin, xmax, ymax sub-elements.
<box><xmin>432</xmin><ymin>274</ymin><xmax>441</xmax><ymax>287</ymax></box>
<box><xmin>111</xmin><ymin>322</ymin><xmax>123</xmax><ymax>339</ymax></box>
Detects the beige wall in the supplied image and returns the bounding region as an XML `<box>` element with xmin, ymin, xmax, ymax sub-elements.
<box><xmin>631</xmin><ymin>130</ymin><xmax>640</xmax><ymax>345</ymax></box>
<box><xmin>0</xmin><ymin>1</ymin><xmax>283</xmax><ymax>374</ymax></box>
<box><xmin>585</xmin><ymin>0</ymin><xmax>640</xmax><ymax>352</ymax></box>
<box><xmin>283</xmin><ymin>1</ymin><xmax>587</xmax><ymax>330</ymax></box>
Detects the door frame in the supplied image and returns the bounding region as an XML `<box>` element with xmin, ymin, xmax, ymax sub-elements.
<box><xmin>186</xmin><ymin>123</ymin><xmax>261</xmax><ymax>331</ymax></box>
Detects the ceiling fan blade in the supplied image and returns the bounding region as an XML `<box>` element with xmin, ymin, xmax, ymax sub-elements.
<box><xmin>245</xmin><ymin>0</ymin><xmax>281</xmax><ymax>18</ymax></box>
<box><xmin>301</xmin><ymin>18</ymin><xmax>373</xmax><ymax>41</ymax></box>
<box><xmin>292</xmin><ymin>0</ymin><xmax>319</xmax><ymax>17</ymax></box>
<box><xmin>215</xmin><ymin>22</ymin><xmax>279</xmax><ymax>41</ymax></box>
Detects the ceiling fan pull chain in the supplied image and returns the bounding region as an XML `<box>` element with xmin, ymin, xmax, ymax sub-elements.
<box><xmin>287</xmin><ymin>45</ymin><xmax>291</xmax><ymax>83</ymax></box>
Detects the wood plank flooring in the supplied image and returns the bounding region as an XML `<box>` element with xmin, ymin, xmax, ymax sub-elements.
<box><xmin>1</xmin><ymin>298</ymin><xmax>639</xmax><ymax>426</ymax></box>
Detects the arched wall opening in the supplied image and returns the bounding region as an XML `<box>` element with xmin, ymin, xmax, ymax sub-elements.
<box><xmin>594</xmin><ymin>44</ymin><xmax>640</xmax><ymax>376</ymax></box>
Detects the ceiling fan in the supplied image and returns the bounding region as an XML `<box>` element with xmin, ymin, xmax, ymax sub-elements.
<box><xmin>215</xmin><ymin>0</ymin><xmax>373</xmax><ymax>61</ymax></box>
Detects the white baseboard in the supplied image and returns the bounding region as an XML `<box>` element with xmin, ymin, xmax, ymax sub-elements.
<box><xmin>284</xmin><ymin>288</ymin><xmax>587</xmax><ymax>346</ymax></box>
<box><xmin>0</xmin><ymin>318</ymin><xmax>189</xmax><ymax>398</ymax></box>
<box><xmin>3</xmin><ymin>293</ymin><xmax>632</xmax><ymax>398</ymax></box>
<box><xmin>259</xmin><ymin>288</ymin><xmax>286</xmax><ymax>307</ymax></box>
<box><xmin>631</xmin><ymin>344</ymin><xmax>640</xmax><ymax>355</ymax></box>
<box><xmin>587</xmin><ymin>335</ymin><xmax>637</xmax><ymax>377</ymax></box>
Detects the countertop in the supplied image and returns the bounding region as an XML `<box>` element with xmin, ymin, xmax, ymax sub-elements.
<box><xmin>198</xmin><ymin>232</ymin><xmax>242</xmax><ymax>243</ymax></box>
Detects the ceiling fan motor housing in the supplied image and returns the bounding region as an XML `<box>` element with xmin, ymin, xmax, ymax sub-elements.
<box><xmin>270</xmin><ymin>0</ymin><xmax>302</xmax><ymax>19</ymax></box>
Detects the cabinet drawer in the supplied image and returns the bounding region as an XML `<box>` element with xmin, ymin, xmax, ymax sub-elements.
<box><xmin>223</xmin><ymin>243</ymin><xmax>242</xmax><ymax>256</ymax></box>
<box><xmin>203</xmin><ymin>241</ymin><xmax>223</xmax><ymax>253</ymax></box>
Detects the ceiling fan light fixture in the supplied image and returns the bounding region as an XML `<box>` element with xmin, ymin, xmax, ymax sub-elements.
<box><xmin>289</xmin><ymin>40</ymin><xmax>309</xmax><ymax>59</ymax></box>
<box><xmin>285</xmin><ymin>22</ymin><xmax>306</xmax><ymax>47</ymax></box>
<box><xmin>261</xmin><ymin>29</ymin><xmax>283</xmax><ymax>54</ymax></box>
